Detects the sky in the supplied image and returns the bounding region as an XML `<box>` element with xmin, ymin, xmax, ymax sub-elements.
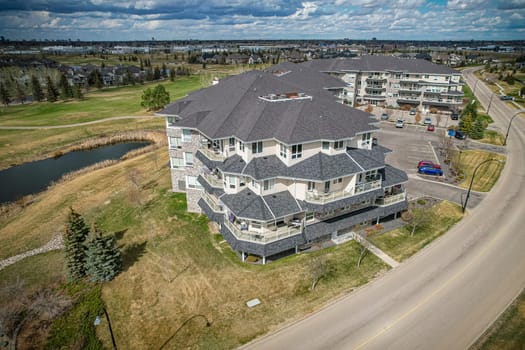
<box><xmin>0</xmin><ymin>0</ymin><xmax>524</xmax><ymax>41</ymax></box>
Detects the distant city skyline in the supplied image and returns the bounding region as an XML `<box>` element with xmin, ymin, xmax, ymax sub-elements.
<box><xmin>0</xmin><ymin>0</ymin><xmax>524</xmax><ymax>42</ymax></box>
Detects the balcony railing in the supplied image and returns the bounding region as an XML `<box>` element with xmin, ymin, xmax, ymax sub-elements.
<box><xmin>223</xmin><ymin>219</ymin><xmax>302</xmax><ymax>244</ymax></box>
<box><xmin>199</xmin><ymin>147</ymin><xmax>226</xmax><ymax>161</ymax></box>
<box><xmin>355</xmin><ymin>179</ymin><xmax>382</xmax><ymax>194</ymax></box>
<box><xmin>202</xmin><ymin>192</ymin><xmax>224</xmax><ymax>213</ymax></box>
<box><xmin>357</xmin><ymin>139</ymin><xmax>371</xmax><ymax>149</ymax></box>
<box><xmin>305</xmin><ymin>189</ymin><xmax>354</xmax><ymax>204</ymax></box>
<box><xmin>376</xmin><ymin>192</ymin><xmax>406</xmax><ymax>206</ymax></box>
<box><xmin>201</xmin><ymin>172</ymin><xmax>223</xmax><ymax>188</ymax></box>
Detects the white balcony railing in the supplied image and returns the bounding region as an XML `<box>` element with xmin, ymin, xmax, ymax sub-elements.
<box><xmin>305</xmin><ymin>189</ymin><xmax>354</xmax><ymax>204</ymax></box>
<box><xmin>376</xmin><ymin>192</ymin><xmax>406</xmax><ymax>206</ymax></box>
<box><xmin>355</xmin><ymin>179</ymin><xmax>382</xmax><ymax>194</ymax></box>
<box><xmin>199</xmin><ymin>147</ymin><xmax>226</xmax><ymax>161</ymax></box>
<box><xmin>202</xmin><ymin>192</ymin><xmax>224</xmax><ymax>213</ymax></box>
<box><xmin>201</xmin><ymin>172</ymin><xmax>223</xmax><ymax>188</ymax></box>
<box><xmin>223</xmin><ymin>219</ymin><xmax>302</xmax><ymax>244</ymax></box>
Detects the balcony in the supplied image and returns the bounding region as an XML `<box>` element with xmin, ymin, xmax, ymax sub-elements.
<box><xmin>201</xmin><ymin>171</ymin><xmax>223</xmax><ymax>188</ymax></box>
<box><xmin>199</xmin><ymin>146</ymin><xmax>226</xmax><ymax>161</ymax></box>
<box><xmin>376</xmin><ymin>192</ymin><xmax>406</xmax><ymax>206</ymax></box>
<box><xmin>202</xmin><ymin>192</ymin><xmax>224</xmax><ymax>213</ymax></box>
<box><xmin>305</xmin><ymin>188</ymin><xmax>355</xmax><ymax>204</ymax></box>
<box><xmin>355</xmin><ymin>178</ymin><xmax>382</xmax><ymax>194</ymax></box>
<box><xmin>357</xmin><ymin>139</ymin><xmax>371</xmax><ymax>149</ymax></box>
<box><xmin>223</xmin><ymin>219</ymin><xmax>302</xmax><ymax>244</ymax></box>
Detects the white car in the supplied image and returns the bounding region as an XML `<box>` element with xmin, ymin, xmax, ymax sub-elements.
<box><xmin>424</xmin><ymin>117</ymin><xmax>432</xmax><ymax>125</ymax></box>
<box><xmin>396</xmin><ymin>119</ymin><xmax>405</xmax><ymax>128</ymax></box>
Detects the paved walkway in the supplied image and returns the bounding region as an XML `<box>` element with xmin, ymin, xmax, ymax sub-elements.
<box><xmin>0</xmin><ymin>235</ymin><xmax>63</xmax><ymax>271</ymax></box>
<box><xmin>350</xmin><ymin>232</ymin><xmax>400</xmax><ymax>268</ymax></box>
<box><xmin>0</xmin><ymin>115</ymin><xmax>160</xmax><ymax>130</ymax></box>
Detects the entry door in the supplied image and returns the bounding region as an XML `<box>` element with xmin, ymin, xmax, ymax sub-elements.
<box><xmin>324</xmin><ymin>181</ymin><xmax>330</xmax><ymax>193</ymax></box>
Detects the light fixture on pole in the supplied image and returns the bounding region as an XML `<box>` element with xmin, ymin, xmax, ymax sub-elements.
<box><xmin>462</xmin><ymin>158</ymin><xmax>504</xmax><ymax>213</ymax></box>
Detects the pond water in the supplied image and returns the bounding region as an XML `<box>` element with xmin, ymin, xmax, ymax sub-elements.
<box><xmin>0</xmin><ymin>142</ymin><xmax>149</xmax><ymax>204</ymax></box>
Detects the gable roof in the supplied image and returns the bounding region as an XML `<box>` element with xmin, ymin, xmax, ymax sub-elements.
<box><xmin>159</xmin><ymin>69</ymin><xmax>377</xmax><ymax>144</ymax></box>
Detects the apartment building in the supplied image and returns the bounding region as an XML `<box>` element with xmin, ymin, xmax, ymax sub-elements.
<box><xmin>160</xmin><ymin>64</ymin><xmax>408</xmax><ymax>263</ymax></box>
<box><xmin>301</xmin><ymin>56</ymin><xmax>463</xmax><ymax>111</ymax></box>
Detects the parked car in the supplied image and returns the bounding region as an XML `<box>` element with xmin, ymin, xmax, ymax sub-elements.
<box><xmin>380</xmin><ymin>113</ymin><xmax>389</xmax><ymax>120</ymax></box>
<box><xmin>418</xmin><ymin>166</ymin><xmax>443</xmax><ymax>176</ymax></box>
<box><xmin>427</xmin><ymin>124</ymin><xmax>435</xmax><ymax>132</ymax></box>
<box><xmin>409</xmin><ymin>108</ymin><xmax>416</xmax><ymax>115</ymax></box>
<box><xmin>395</xmin><ymin>119</ymin><xmax>405</xmax><ymax>128</ymax></box>
<box><xmin>451</xmin><ymin>112</ymin><xmax>459</xmax><ymax>120</ymax></box>
<box><xmin>500</xmin><ymin>95</ymin><xmax>514</xmax><ymax>101</ymax></box>
<box><xmin>454</xmin><ymin>130</ymin><xmax>466</xmax><ymax>140</ymax></box>
<box><xmin>423</xmin><ymin>117</ymin><xmax>432</xmax><ymax>125</ymax></box>
<box><xmin>418</xmin><ymin>160</ymin><xmax>441</xmax><ymax>169</ymax></box>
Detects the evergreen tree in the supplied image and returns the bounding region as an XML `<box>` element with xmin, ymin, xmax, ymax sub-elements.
<box><xmin>86</xmin><ymin>224</ymin><xmax>121</xmax><ymax>282</ymax></box>
<box><xmin>88</xmin><ymin>69</ymin><xmax>103</xmax><ymax>89</ymax></box>
<box><xmin>161</xmin><ymin>63</ymin><xmax>167</xmax><ymax>78</ymax></box>
<box><xmin>59</xmin><ymin>73</ymin><xmax>73</xmax><ymax>99</ymax></box>
<box><xmin>63</xmin><ymin>208</ymin><xmax>90</xmax><ymax>281</ymax></box>
<box><xmin>31</xmin><ymin>75</ymin><xmax>44</xmax><ymax>102</ymax></box>
<box><xmin>46</xmin><ymin>76</ymin><xmax>59</xmax><ymax>102</ymax></box>
<box><xmin>0</xmin><ymin>82</ymin><xmax>10</xmax><ymax>106</ymax></box>
<box><xmin>169</xmin><ymin>68</ymin><xmax>176</xmax><ymax>82</ymax></box>
<box><xmin>15</xmin><ymin>82</ymin><xmax>26</xmax><ymax>104</ymax></box>
<box><xmin>72</xmin><ymin>84</ymin><xmax>83</xmax><ymax>99</ymax></box>
<box><xmin>153</xmin><ymin>66</ymin><xmax>161</xmax><ymax>80</ymax></box>
<box><xmin>470</xmin><ymin>118</ymin><xmax>485</xmax><ymax>139</ymax></box>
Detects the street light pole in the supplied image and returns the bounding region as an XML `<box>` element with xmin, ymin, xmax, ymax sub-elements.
<box><xmin>158</xmin><ymin>314</ymin><xmax>211</xmax><ymax>350</ymax></box>
<box><xmin>462</xmin><ymin>158</ymin><xmax>503</xmax><ymax>213</ymax></box>
<box><xmin>503</xmin><ymin>109</ymin><xmax>525</xmax><ymax>146</ymax></box>
<box><xmin>486</xmin><ymin>93</ymin><xmax>494</xmax><ymax>114</ymax></box>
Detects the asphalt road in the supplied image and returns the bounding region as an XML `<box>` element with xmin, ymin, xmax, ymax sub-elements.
<box><xmin>242</xmin><ymin>70</ymin><xmax>525</xmax><ymax>350</ymax></box>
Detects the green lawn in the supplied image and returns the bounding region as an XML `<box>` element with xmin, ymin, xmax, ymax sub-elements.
<box><xmin>0</xmin><ymin>76</ymin><xmax>202</xmax><ymax>127</ymax></box>
<box><xmin>368</xmin><ymin>201</ymin><xmax>463</xmax><ymax>262</ymax></box>
<box><xmin>457</xmin><ymin>150</ymin><xmax>506</xmax><ymax>192</ymax></box>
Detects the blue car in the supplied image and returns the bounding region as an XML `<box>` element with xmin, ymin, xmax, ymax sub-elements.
<box><xmin>418</xmin><ymin>166</ymin><xmax>443</xmax><ymax>176</ymax></box>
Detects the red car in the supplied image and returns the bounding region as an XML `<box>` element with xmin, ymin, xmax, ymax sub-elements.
<box><xmin>427</xmin><ymin>124</ymin><xmax>435</xmax><ymax>132</ymax></box>
<box><xmin>418</xmin><ymin>160</ymin><xmax>441</xmax><ymax>169</ymax></box>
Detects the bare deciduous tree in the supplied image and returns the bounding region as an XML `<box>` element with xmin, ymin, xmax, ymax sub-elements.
<box><xmin>308</xmin><ymin>256</ymin><xmax>328</xmax><ymax>291</ymax></box>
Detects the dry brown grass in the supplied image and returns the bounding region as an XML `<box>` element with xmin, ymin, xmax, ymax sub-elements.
<box><xmin>458</xmin><ymin>150</ymin><xmax>506</xmax><ymax>192</ymax></box>
<box><xmin>1</xmin><ymin>143</ymin><xmax>388</xmax><ymax>349</ymax></box>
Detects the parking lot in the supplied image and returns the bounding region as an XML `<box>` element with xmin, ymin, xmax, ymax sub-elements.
<box><xmin>375</xmin><ymin>122</ymin><xmax>485</xmax><ymax>208</ymax></box>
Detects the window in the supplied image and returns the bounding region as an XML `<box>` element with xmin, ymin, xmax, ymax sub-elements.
<box><xmin>183</xmin><ymin>152</ymin><xmax>193</xmax><ymax>166</ymax></box>
<box><xmin>238</xmin><ymin>141</ymin><xmax>245</xmax><ymax>152</ymax></box>
<box><xmin>167</xmin><ymin>116</ymin><xmax>177</xmax><ymax>126</ymax></box>
<box><xmin>252</xmin><ymin>141</ymin><xmax>263</xmax><ymax>154</ymax></box>
<box><xmin>169</xmin><ymin>136</ymin><xmax>181</xmax><ymax>149</ymax></box>
<box><xmin>333</xmin><ymin>178</ymin><xmax>342</xmax><ymax>184</ymax></box>
<box><xmin>263</xmin><ymin>179</ymin><xmax>275</xmax><ymax>191</ymax></box>
<box><xmin>322</xmin><ymin>141</ymin><xmax>330</xmax><ymax>150</ymax></box>
<box><xmin>186</xmin><ymin>176</ymin><xmax>202</xmax><ymax>189</ymax></box>
<box><xmin>308</xmin><ymin>181</ymin><xmax>316</xmax><ymax>191</ymax></box>
<box><xmin>228</xmin><ymin>176</ymin><xmax>236</xmax><ymax>189</ymax></box>
<box><xmin>251</xmin><ymin>179</ymin><xmax>259</xmax><ymax>190</ymax></box>
<box><xmin>279</xmin><ymin>143</ymin><xmax>287</xmax><ymax>158</ymax></box>
<box><xmin>229</xmin><ymin>137</ymin><xmax>235</xmax><ymax>150</ymax></box>
<box><xmin>182</xmin><ymin>129</ymin><xmax>192</xmax><ymax>142</ymax></box>
<box><xmin>306</xmin><ymin>212</ymin><xmax>314</xmax><ymax>222</ymax></box>
<box><xmin>291</xmin><ymin>144</ymin><xmax>302</xmax><ymax>159</ymax></box>
<box><xmin>334</xmin><ymin>140</ymin><xmax>344</xmax><ymax>150</ymax></box>
<box><xmin>170</xmin><ymin>157</ymin><xmax>184</xmax><ymax>169</ymax></box>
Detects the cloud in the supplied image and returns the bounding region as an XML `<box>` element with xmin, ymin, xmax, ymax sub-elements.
<box><xmin>0</xmin><ymin>0</ymin><xmax>522</xmax><ymax>40</ymax></box>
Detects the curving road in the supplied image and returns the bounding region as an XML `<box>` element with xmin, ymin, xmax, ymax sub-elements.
<box><xmin>242</xmin><ymin>68</ymin><xmax>525</xmax><ymax>350</ymax></box>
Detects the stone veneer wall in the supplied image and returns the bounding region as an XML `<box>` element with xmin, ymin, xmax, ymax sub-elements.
<box><xmin>167</xmin><ymin>126</ymin><xmax>204</xmax><ymax>213</ymax></box>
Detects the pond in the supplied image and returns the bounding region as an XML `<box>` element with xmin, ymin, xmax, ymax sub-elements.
<box><xmin>0</xmin><ymin>142</ymin><xmax>149</xmax><ymax>204</ymax></box>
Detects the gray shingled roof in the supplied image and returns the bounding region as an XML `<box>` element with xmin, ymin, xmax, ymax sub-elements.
<box><xmin>381</xmin><ymin>165</ymin><xmax>409</xmax><ymax>188</ymax></box>
<box><xmin>265</xmin><ymin>62</ymin><xmax>347</xmax><ymax>92</ymax></box>
<box><xmin>220</xmin><ymin>188</ymin><xmax>303</xmax><ymax>221</ymax></box>
<box><xmin>159</xmin><ymin>69</ymin><xmax>377</xmax><ymax>144</ymax></box>
<box><xmin>301</xmin><ymin>56</ymin><xmax>459</xmax><ymax>75</ymax></box>
<box><xmin>209</xmin><ymin>148</ymin><xmax>387</xmax><ymax>182</ymax></box>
